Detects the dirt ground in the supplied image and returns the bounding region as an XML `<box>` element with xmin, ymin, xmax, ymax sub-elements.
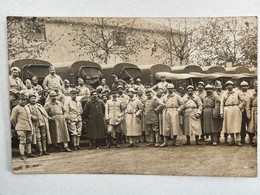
<box><xmin>12</xmin><ymin>135</ymin><xmax>257</xmax><ymax>177</ymax></box>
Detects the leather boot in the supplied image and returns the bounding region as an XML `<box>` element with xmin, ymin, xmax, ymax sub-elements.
<box><xmin>160</xmin><ymin>136</ymin><xmax>168</xmax><ymax>147</ymax></box>
<box><xmin>154</xmin><ymin>132</ymin><xmax>160</xmax><ymax>147</ymax></box>
<box><xmin>184</xmin><ymin>136</ymin><xmax>191</xmax><ymax>145</ymax></box>
<box><xmin>195</xmin><ymin>135</ymin><xmax>202</xmax><ymax>145</ymax></box>
<box><xmin>105</xmin><ymin>134</ymin><xmax>112</xmax><ymax>149</ymax></box>
<box><xmin>172</xmin><ymin>135</ymin><xmax>179</xmax><ymax>146</ymax></box>
<box><xmin>115</xmin><ymin>133</ymin><xmax>120</xmax><ymax>148</ymax></box>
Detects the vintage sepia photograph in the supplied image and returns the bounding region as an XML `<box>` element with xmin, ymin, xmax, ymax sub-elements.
<box><xmin>8</xmin><ymin>16</ymin><xmax>257</xmax><ymax>176</ymax></box>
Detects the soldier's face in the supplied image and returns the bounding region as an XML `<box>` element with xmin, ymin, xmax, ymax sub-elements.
<box><xmin>50</xmin><ymin>96</ymin><xmax>57</xmax><ymax>101</ymax></box>
<box><xmin>198</xmin><ymin>84</ymin><xmax>204</xmax><ymax>91</ymax></box>
<box><xmin>26</xmin><ymin>82</ymin><xmax>32</xmax><ymax>89</ymax></box>
<box><xmin>29</xmin><ymin>96</ymin><xmax>37</xmax><ymax>104</ymax></box>
<box><xmin>216</xmin><ymin>85</ymin><xmax>222</xmax><ymax>91</ymax></box>
<box><xmin>168</xmin><ymin>89</ymin><xmax>174</xmax><ymax>94</ymax></box>
<box><xmin>85</xmin><ymin>79</ymin><xmax>90</xmax><ymax>84</ymax></box>
<box><xmin>32</xmin><ymin>78</ymin><xmax>38</xmax><ymax>85</ymax></box>
<box><xmin>118</xmin><ymin>88</ymin><xmax>123</xmax><ymax>94</ymax></box>
<box><xmin>92</xmin><ymin>92</ymin><xmax>98</xmax><ymax>99</ymax></box>
<box><xmin>65</xmin><ymin>81</ymin><xmax>70</xmax><ymax>87</ymax></box>
<box><xmin>128</xmin><ymin>91</ymin><xmax>134</xmax><ymax>98</ymax></box>
<box><xmin>146</xmin><ymin>92</ymin><xmax>152</xmax><ymax>99</ymax></box>
<box><xmin>130</xmin><ymin>80</ymin><xmax>134</xmax><ymax>84</ymax></box>
<box><xmin>241</xmin><ymin>86</ymin><xmax>248</xmax><ymax>92</ymax></box>
<box><xmin>12</xmin><ymin>70</ymin><xmax>19</xmax><ymax>77</ymax></box>
<box><xmin>78</xmin><ymin>80</ymin><xmax>84</xmax><ymax>85</ymax></box>
<box><xmin>71</xmin><ymin>93</ymin><xmax>77</xmax><ymax>100</ymax></box>
<box><xmin>19</xmin><ymin>99</ymin><xmax>27</xmax><ymax>106</ymax></box>
<box><xmin>206</xmin><ymin>88</ymin><xmax>213</xmax><ymax>95</ymax></box>
<box><xmin>161</xmin><ymin>78</ymin><xmax>166</xmax><ymax>82</ymax></box>
<box><xmin>227</xmin><ymin>84</ymin><xmax>233</xmax><ymax>91</ymax></box>
<box><xmin>156</xmin><ymin>91</ymin><xmax>162</xmax><ymax>98</ymax></box>
<box><xmin>187</xmin><ymin>89</ymin><xmax>193</xmax><ymax>96</ymax></box>
<box><xmin>50</xmin><ymin>68</ymin><xmax>55</xmax><ymax>75</ymax></box>
<box><xmin>101</xmin><ymin>79</ymin><xmax>106</xmax><ymax>85</ymax></box>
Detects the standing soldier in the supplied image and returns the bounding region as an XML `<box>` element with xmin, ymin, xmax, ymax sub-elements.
<box><xmin>24</xmin><ymin>79</ymin><xmax>37</xmax><ymax>100</ymax></box>
<box><xmin>62</xmin><ymin>79</ymin><xmax>72</xmax><ymax>96</ymax></box>
<box><xmin>31</xmin><ymin>76</ymin><xmax>43</xmax><ymax>96</ymax></box>
<box><xmin>160</xmin><ymin>84</ymin><xmax>184</xmax><ymax>147</ymax></box>
<box><xmin>195</xmin><ymin>81</ymin><xmax>208</xmax><ymax>142</ymax></box>
<box><xmin>135</xmin><ymin>78</ymin><xmax>145</xmax><ymax>92</ymax></box>
<box><xmin>82</xmin><ymin>91</ymin><xmax>106</xmax><ymax>149</ymax></box>
<box><xmin>128</xmin><ymin>78</ymin><xmax>136</xmax><ymax>89</ymax></box>
<box><xmin>125</xmin><ymin>88</ymin><xmax>143</xmax><ymax>147</ymax></box>
<box><xmin>182</xmin><ymin>85</ymin><xmax>203</xmax><ymax>145</ymax></box>
<box><xmin>43</xmin><ymin>65</ymin><xmax>64</xmax><ymax>91</ymax></box>
<box><xmin>144</xmin><ymin>88</ymin><xmax>163</xmax><ymax>147</ymax></box>
<box><xmin>25</xmin><ymin>93</ymin><xmax>52</xmax><ymax>156</ymax></box>
<box><xmin>77</xmin><ymin>78</ymin><xmax>91</xmax><ymax>98</ymax></box>
<box><xmin>45</xmin><ymin>85</ymin><xmax>66</xmax><ymax>104</ymax></box>
<box><xmin>44</xmin><ymin>91</ymin><xmax>71</xmax><ymax>152</ymax></box>
<box><xmin>11</xmin><ymin>94</ymin><xmax>37</xmax><ymax>160</ymax></box>
<box><xmin>97</xmin><ymin>78</ymin><xmax>111</xmax><ymax>94</ymax></box>
<box><xmin>151</xmin><ymin>76</ymin><xmax>169</xmax><ymax>91</ymax></box>
<box><xmin>9</xmin><ymin>67</ymin><xmax>26</xmax><ymax>109</ymax></box>
<box><xmin>240</xmin><ymin>81</ymin><xmax>252</xmax><ymax>144</ymax></box>
<box><xmin>220</xmin><ymin>81</ymin><xmax>246</xmax><ymax>146</ymax></box>
<box><xmin>64</xmin><ymin>89</ymin><xmax>83</xmax><ymax>151</ymax></box>
<box><xmin>202</xmin><ymin>85</ymin><xmax>221</xmax><ymax>146</ymax></box>
<box><xmin>247</xmin><ymin>81</ymin><xmax>257</xmax><ymax>145</ymax></box>
<box><xmin>105</xmin><ymin>89</ymin><xmax>124</xmax><ymax>148</ymax></box>
<box><xmin>215</xmin><ymin>80</ymin><xmax>227</xmax><ymax>143</ymax></box>
<box><xmin>117</xmin><ymin>85</ymin><xmax>129</xmax><ymax>143</ymax></box>
<box><xmin>84</xmin><ymin>76</ymin><xmax>94</xmax><ymax>92</ymax></box>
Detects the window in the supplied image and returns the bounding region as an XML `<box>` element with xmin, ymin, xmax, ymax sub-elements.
<box><xmin>113</xmin><ymin>31</ymin><xmax>127</xmax><ymax>47</ymax></box>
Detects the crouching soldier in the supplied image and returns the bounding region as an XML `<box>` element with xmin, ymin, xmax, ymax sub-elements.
<box><xmin>64</xmin><ymin>89</ymin><xmax>83</xmax><ymax>151</ymax></box>
<box><xmin>182</xmin><ymin>85</ymin><xmax>203</xmax><ymax>145</ymax></box>
<box><xmin>25</xmin><ymin>93</ymin><xmax>52</xmax><ymax>156</ymax></box>
<box><xmin>220</xmin><ymin>81</ymin><xmax>246</xmax><ymax>146</ymax></box>
<box><xmin>125</xmin><ymin>88</ymin><xmax>143</xmax><ymax>147</ymax></box>
<box><xmin>105</xmin><ymin>89</ymin><xmax>124</xmax><ymax>148</ymax></box>
<box><xmin>160</xmin><ymin>84</ymin><xmax>184</xmax><ymax>147</ymax></box>
<box><xmin>11</xmin><ymin>94</ymin><xmax>37</xmax><ymax>160</ymax></box>
<box><xmin>144</xmin><ymin>88</ymin><xmax>163</xmax><ymax>147</ymax></box>
<box><xmin>202</xmin><ymin>85</ymin><xmax>221</xmax><ymax>146</ymax></box>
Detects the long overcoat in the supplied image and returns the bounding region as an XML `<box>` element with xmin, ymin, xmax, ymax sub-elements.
<box><xmin>247</xmin><ymin>92</ymin><xmax>257</xmax><ymax>133</ymax></box>
<box><xmin>220</xmin><ymin>90</ymin><xmax>245</xmax><ymax>134</ymax></box>
<box><xmin>202</xmin><ymin>94</ymin><xmax>221</xmax><ymax>134</ymax></box>
<box><xmin>82</xmin><ymin>98</ymin><xmax>106</xmax><ymax>139</ymax></box>
<box><xmin>182</xmin><ymin>94</ymin><xmax>203</xmax><ymax>136</ymax></box>
<box><xmin>125</xmin><ymin>97</ymin><xmax>143</xmax><ymax>136</ymax></box>
<box><xmin>161</xmin><ymin>93</ymin><xmax>184</xmax><ymax>137</ymax></box>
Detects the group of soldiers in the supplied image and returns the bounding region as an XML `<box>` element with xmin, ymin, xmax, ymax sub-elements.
<box><xmin>9</xmin><ymin>65</ymin><xmax>258</xmax><ymax>160</ymax></box>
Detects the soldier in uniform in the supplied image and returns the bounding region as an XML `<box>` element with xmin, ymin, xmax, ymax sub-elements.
<box><xmin>43</xmin><ymin>65</ymin><xmax>64</xmax><ymax>91</ymax></box>
<box><xmin>105</xmin><ymin>89</ymin><xmax>124</xmax><ymax>148</ymax></box>
<box><xmin>135</xmin><ymin>78</ymin><xmax>145</xmax><ymax>92</ymax></box>
<box><xmin>44</xmin><ymin>91</ymin><xmax>71</xmax><ymax>152</ymax></box>
<box><xmin>97</xmin><ymin>78</ymin><xmax>111</xmax><ymax>94</ymax></box>
<box><xmin>24</xmin><ymin>79</ymin><xmax>37</xmax><ymax>100</ymax></box>
<box><xmin>240</xmin><ymin>81</ymin><xmax>253</xmax><ymax>144</ymax></box>
<box><xmin>125</xmin><ymin>88</ymin><xmax>143</xmax><ymax>147</ymax></box>
<box><xmin>77</xmin><ymin>78</ymin><xmax>90</xmax><ymax>98</ymax></box>
<box><xmin>11</xmin><ymin>94</ymin><xmax>37</xmax><ymax>160</ymax></box>
<box><xmin>62</xmin><ymin>79</ymin><xmax>72</xmax><ymax>96</ymax></box>
<box><xmin>82</xmin><ymin>90</ymin><xmax>106</xmax><ymax>149</ymax></box>
<box><xmin>25</xmin><ymin>93</ymin><xmax>52</xmax><ymax>156</ymax></box>
<box><xmin>202</xmin><ymin>85</ymin><xmax>221</xmax><ymax>146</ymax></box>
<box><xmin>220</xmin><ymin>81</ymin><xmax>246</xmax><ymax>146</ymax></box>
<box><xmin>152</xmin><ymin>76</ymin><xmax>169</xmax><ymax>91</ymax></box>
<box><xmin>9</xmin><ymin>67</ymin><xmax>26</xmax><ymax>109</ymax></box>
<box><xmin>31</xmin><ymin>76</ymin><xmax>43</xmax><ymax>96</ymax></box>
<box><xmin>64</xmin><ymin>89</ymin><xmax>83</xmax><ymax>151</ymax></box>
<box><xmin>160</xmin><ymin>84</ymin><xmax>184</xmax><ymax>147</ymax></box>
<box><xmin>84</xmin><ymin>76</ymin><xmax>94</xmax><ymax>92</ymax></box>
<box><xmin>247</xmin><ymin>81</ymin><xmax>257</xmax><ymax>145</ymax></box>
<box><xmin>143</xmin><ymin>88</ymin><xmax>163</xmax><ymax>147</ymax></box>
<box><xmin>182</xmin><ymin>85</ymin><xmax>203</xmax><ymax>145</ymax></box>
<box><xmin>45</xmin><ymin>85</ymin><xmax>66</xmax><ymax>104</ymax></box>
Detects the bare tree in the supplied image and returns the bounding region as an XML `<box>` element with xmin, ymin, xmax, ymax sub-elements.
<box><xmin>68</xmin><ymin>18</ymin><xmax>144</xmax><ymax>64</ymax></box>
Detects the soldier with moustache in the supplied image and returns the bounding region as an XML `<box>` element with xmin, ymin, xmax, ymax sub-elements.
<box><xmin>220</xmin><ymin>81</ymin><xmax>246</xmax><ymax>146</ymax></box>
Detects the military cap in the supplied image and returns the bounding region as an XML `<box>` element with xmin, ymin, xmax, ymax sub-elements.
<box><xmin>100</xmin><ymin>93</ymin><xmax>108</xmax><ymax>98</ymax></box>
<box><xmin>78</xmin><ymin>78</ymin><xmax>84</xmax><ymax>82</ymax></box>
<box><xmin>18</xmin><ymin>93</ymin><xmax>27</xmax><ymax>100</ymax></box>
<box><xmin>186</xmin><ymin>85</ymin><xmax>194</xmax><ymax>90</ymax></box>
<box><xmin>90</xmin><ymin>90</ymin><xmax>97</xmax><ymax>96</ymax></box>
<box><xmin>198</xmin><ymin>81</ymin><xmax>205</xmax><ymax>86</ymax></box>
<box><xmin>29</xmin><ymin>93</ymin><xmax>37</xmax><ymax>98</ymax></box>
<box><xmin>70</xmin><ymin>88</ymin><xmax>78</xmax><ymax>94</ymax></box>
<box><xmin>129</xmin><ymin>78</ymin><xmax>134</xmax><ymax>82</ymax></box>
<box><xmin>111</xmin><ymin>89</ymin><xmax>118</xmax><ymax>94</ymax></box>
<box><xmin>11</xmin><ymin>67</ymin><xmax>21</xmax><ymax>72</ymax></box>
<box><xmin>128</xmin><ymin>88</ymin><xmax>135</xmax><ymax>93</ymax></box>
<box><xmin>117</xmin><ymin>85</ymin><xmax>124</xmax><ymax>89</ymax></box>
<box><xmin>136</xmin><ymin>78</ymin><xmax>141</xmax><ymax>82</ymax></box>
<box><xmin>49</xmin><ymin>91</ymin><xmax>58</xmax><ymax>97</ymax></box>
<box><xmin>167</xmin><ymin>83</ymin><xmax>175</xmax><ymax>89</ymax></box>
<box><xmin>225</xmin><ymin>80</ymin><xmax>234</xmax><ymax>86</ymax></box>
<box><xmin>240</xmin><ymin>81</ymin><xmax>249</xmax><ymax>86</ymax></box>
<box><xmin>85</xmin><ymin>76</ymin><xmax>91</xmax><ymax>80</ymax></box>
<box><xmin>205</xmin><ymin>84</ymin><xmax>213</xmax><ymax>90</ymax></box>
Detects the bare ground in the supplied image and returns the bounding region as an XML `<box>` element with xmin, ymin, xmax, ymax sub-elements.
<box><xmin>12</xmin><ymin>135</ymin><xmax>257</xmax><ymax>177</ymax></box>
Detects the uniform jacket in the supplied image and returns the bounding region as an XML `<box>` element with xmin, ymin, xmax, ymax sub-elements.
<box><xmin>43</xmin><ymin>74</ymin><xmax>64</xmax><ymax>90</ymax></box>
<box><xmin>105</xmin><ymin>98</ymin><xmax>124</xmax><ymax>125</ymax></box>
<box><xmin>64</xmin><ymin>98</ymin><xmax>83</xmax><ymax>122</ymax></box>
